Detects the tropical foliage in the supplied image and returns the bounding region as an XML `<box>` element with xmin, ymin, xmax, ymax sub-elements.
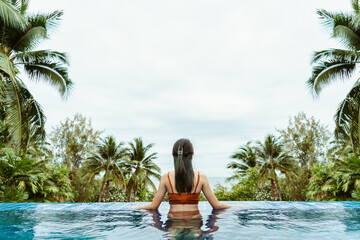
<box><xmin>222</xmin><ymin>111</ymin><xmax>360</xmax><ymax>202</ymax></box>
<box><xmin>256</xmin><ymin>135</ymin><xmax>296</xmax><ymax>201</ymax></box>
<box><xmin>0</xmin><ymin>113</ymin><xmax>162</xmax><ymax>203</ymax></box>
<box><xmin>0</xmin><ymin>0</ymin><xmax>72</xmax><ymax>153</ymax></box>
<box><xmin>49</xmin><ymin>113</ymin><xmax>102</xmax><ymax>174</ymax></box>
<box><xmin>306</xmin><ymin>156</ymin><xmax>360</xmax><ymax>200</ymax></box>
<box><xmin>307</xmin><ymin>0</ymin><xmax>360</xmax><ymax>153</ymax></box>
<box><xmin>83</xmin><ymin>136</ymin><xmax>128</xmax><ymax>202</ymax></box>
<box><xmin>0</xmin><ymin>148</ymin><xmax>74</xmax><ymax>202</ymax></box>
<box><xmin>215</xmin><ymin>167</ymin><xmax>274</xmax><ymax>201</ymax></box>
<box><xmin>126</xmin><ymin>137</ymin><xmax>161</xmax><ymax>202</ymax></box>
<box><xmin>226</xmin><ymin>142</ymin><xmax>258</xmax><ymax>181</ymax></box>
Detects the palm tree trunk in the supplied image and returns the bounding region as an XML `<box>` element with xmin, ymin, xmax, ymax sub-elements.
<box><xmin>105</xmin><ymin>180</ymin><xmax>110</xmax><ymax>202</ymax></box>
<box><xmin>285</xmin><ymin>175</ymin><xmax>296</xmax><ymax>201</ymax></box>
<box><xmin>126</xmin><ymin>179</ymin><xmax>132</xmax><ymax>202</ymax></box>
<box><xmin>98</xmin><ymin>177</ymin><xmax>106</xmax><ymax>202</ymax></box>
<box><xmin>270</xmin><ymin>179</ymin><xmax>276</xmax><ymax>201</ymax></box>
<box><xmin>123</xmin><ymin>181</ymin><xmax>129</xmax><ymax>201</ymax></box>
<box><xmin>275</xmin><ymin>179</ymin><xmax>282</xmax><ymax>201</ymax></box>
<box><xmin>133</xmin><ymin>183</ymin><xmax>137</xmax><ymax>202</ymax></box>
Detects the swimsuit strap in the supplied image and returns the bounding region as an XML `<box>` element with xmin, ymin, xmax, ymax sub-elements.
<box><xmin>168</xmin><ymin>172</ymin><xmax>174</xmax><ymax>193</ymax></box>
<box><xmin>193</xmin><ymin>171</ymin><xmax>200</xmax><ymax>193</ymax></box>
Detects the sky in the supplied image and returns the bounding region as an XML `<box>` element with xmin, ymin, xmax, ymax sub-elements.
<box><xmin>24</xmin><ymin>0</ymin><xmax>357</xmax><ymax>177</ymax></box>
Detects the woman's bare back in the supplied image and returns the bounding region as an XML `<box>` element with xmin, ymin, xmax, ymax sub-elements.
<box><xmin>166</xmin><ymin>171</ymin><xmax>202</xmax><ymax>212</ymax></box>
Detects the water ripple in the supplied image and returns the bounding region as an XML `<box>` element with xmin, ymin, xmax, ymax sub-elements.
<box><xmin>0</xmin><ymin>202</ymin><xmax>359</xmax><ymax>239</ymax></box>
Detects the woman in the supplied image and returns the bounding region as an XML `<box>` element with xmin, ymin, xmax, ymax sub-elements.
<box><xmin>133</xmin><ymin>138</ymin><xmax>232</xmax><ymax>215</ymax></box>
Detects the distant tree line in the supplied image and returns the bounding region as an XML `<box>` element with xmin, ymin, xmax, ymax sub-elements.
<box><xmin>218</xmin><ymin>112</ymin><xmax>360</xmax><ymax>201</ymax></box>
<box><xmin>0</xmin><ymin>113</ymin><xmax>161</xmax><ymax>202</ymax></box>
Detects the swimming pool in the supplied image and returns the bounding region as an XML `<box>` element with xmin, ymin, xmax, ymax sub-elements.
<box><xmin>1</xmin><ymin>201</ymin><xmax>360</xmax><ymax>239</ymax></box>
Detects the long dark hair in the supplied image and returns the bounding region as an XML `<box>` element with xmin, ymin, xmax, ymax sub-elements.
<box><xmin>172</xmin><ymin>138</ymin><xmax>194</xmax><ymax>193</ymax></box>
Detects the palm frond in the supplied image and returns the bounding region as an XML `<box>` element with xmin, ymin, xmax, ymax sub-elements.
<box><xmin>334</xmin><ymin>81</ymin><xmax>360</xmax><ymax>149</ymax></box>
<box><xmin>333</xmin><ymin>25</ymin><xmax>360</xmax><ymax>50</ymax></box>
<box><xmin>26</xmin><ymin>10</ymin><xmax>63</xmax><ymax>32</ymax></box>
<box><xmin>10</xmin><ymin>0</ymin><xmax>29</xmax><ymax>15</ymax></box>
<box><xmin>11</xmin><ymin>26</ymin><xmax>46</xmax><ymax>52</ymax></box>
<box><xmin>311</xmin><ymin>49</ymin><xmax>359</xmax><ymax>64</ymax></box>
<box><xmin>2</xmin><ymin>81</ymin><xmax>22</xmax><ymax>151</ymax></box>
<box><xmin>0</xmin><ymin>0</ymin><xmax>26</xmax><ymax>29</ymax></box>
<box><xmin>18</xmin><ymin>86</ymin><xmax>46</xmax><ymax>150</ymax></box>
<box><xmin>307</xmin><ymin>60</ymin><xmax>356</xmax><ymax>97</ymax></box>
<box><xmin>352</xmin><ymin>0</ymin><xmax>360</xmax><ymax>14</ymax></box>
<box><xmin>23</xmin><ymin>61</ymin><xmax>73</xmax><ymax>98</ymax></box>
<box><xmin>317</xmin><ymin>9</ymin><xmax>353</xmax><ymax>31</ymax></box>
<box><xmin>351</xmin><ymin>13</ymin><xmax>360</xmax><ymax>30</ymax></box>
<box><xmin>227</xmin><ymin>161</ymin><xmax>249</xmax><ymax>171</ymax></box>
<box><xmin>0</xmin><ymin>51</ymin><xmax>17</xmax><ymax>78</ymax></box>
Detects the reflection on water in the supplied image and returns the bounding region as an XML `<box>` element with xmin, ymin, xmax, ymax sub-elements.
<box><xmin>231</xmin><ymin>207</ymin><xmax>360</xmax><ymax>239</ymax></box>
<box><xmin>0</xmin><ymin>210</ymin><xmax>149</xmax><ymax>239</ymax></box>
<box><xmin>234</xmin><ymin>208</ymin><xmax>360</xmax><ymax>230</ymax></box>
<box><xmin>0</xmin><ymin>208</ymin><xmax>224</xmax><ymax>240</ymax></box>
<box><xmin>146</xmin><ymin>209</ymin><xmax>224</xmax><ymax>240</ymax></box>
<box><xmin>1</xmin><ymin>203</ymin><xmax>360</xmax><ymax>239</ymax></box>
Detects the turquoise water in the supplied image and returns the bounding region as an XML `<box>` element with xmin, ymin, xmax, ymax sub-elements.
<box><xmin>1</xmin><ymin>201</ymin><xmax>360</xmax><ymax>239</ymax></box>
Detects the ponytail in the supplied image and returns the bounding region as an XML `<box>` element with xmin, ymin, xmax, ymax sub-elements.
<box><xmin>173</xmin><ymin>139</ymin><xmax>194</xmax><ymax>193</ymax></box>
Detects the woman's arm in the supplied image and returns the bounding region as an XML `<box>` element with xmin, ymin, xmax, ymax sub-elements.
<box><xmin>132</xmin><ymin>174</ymin><xmax>167</xmax><ymax>210</ymax></box>
<box><xmin>201</xmin><ymin>174</ymin><xmax>232</xmax><ymax>209</ymax></box>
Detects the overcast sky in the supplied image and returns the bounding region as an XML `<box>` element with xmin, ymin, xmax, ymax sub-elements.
<box><xmin>25</xmin><ymin>0</ymin><xmax>357</xmax><ymax>177</ymax></box>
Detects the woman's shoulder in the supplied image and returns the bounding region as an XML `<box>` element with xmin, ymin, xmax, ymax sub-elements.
<box><xmin>162</xmin><ymin>171</ymin><xmax>174</xmax><ymax>178</ymax></box>
<box><xmin>198</xmin><ymin>171</ymin><xmax>208</xmax><ymax>179</ymax></box>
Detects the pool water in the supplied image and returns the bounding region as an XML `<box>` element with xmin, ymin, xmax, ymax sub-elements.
<box><xmin>1</xmin><ymin>201</ymin><xmax>360</xmax><ymax>239</ymax></box>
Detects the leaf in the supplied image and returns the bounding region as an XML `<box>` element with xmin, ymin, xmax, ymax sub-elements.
<box><xmin>0</xmin><ymin>51</ymin><xmax>17</xmax><ymax>78</ymax></box>
<box><xmin>11</xmin><ymin>26</ymin><xmax>46</xmax><ymax>52</ymax></box>
<box><xmin>352</xmin><ymin>0</ymin><xmax>360</xmax><ymax>14</ymax></box>
<box><xmin>311</xmin><ymin>49</ymin><xmax>359</xmax><ymax>64</ymax></box>
<box><xmin>317</xmin><ymin>9</ymin><xmax>353</xmax><ymax>32</ymax></box>
<box><xmin>23</xmin><ymin>61</ymin><xmax>73</xmax><ymax>98</ymax></box>
<box><xmin>0</xmin><ymin>0</ymin><xmax>26</xmax><ymax>29</ymax></box>
<box><xmin>307</xmin><ymin>60</ymin><xmax>356</xmax><ymax>97</ymax></box>
<box><xmin>333</xmin><ymin>25</ymin><xmax>360</xmax><ymax>50</ymax></box>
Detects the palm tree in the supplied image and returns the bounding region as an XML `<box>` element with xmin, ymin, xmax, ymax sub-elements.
<box><xmin>256</xmin><ymin>134</ymin><xmax>296</xmax><ymax>201</ymax></box>
<box><xmin>307</xmin><ymin>0</ymin><xmax>360</xmax><ymax>149</ymax></box>
<box><xmin>126</xmin><ymin>137</ymin><xmax>161</xmax><ymax>202</ymax></box>
<box><xmin>333</xmin><ymin>83</ymin><xmax>360</xmax><ymax>153</ymax></box>
<box><xmin>226</xmin><ymin>143</ymin><xmax>258</xmax><ymax>182</ymax></box>
<box><xmin>83</xmin><ymin>136</ymin><xmax>128</xmax><ymax>202</ymax></box>
<box><xmin>308</xmin><ymin>0</ymin><xmax>360</xmax><ymax>96</ymax></box>
<box><xmin>0</xmin><ymin>0</ymin><xmax>72</xmax><ymax>152</ymax></box>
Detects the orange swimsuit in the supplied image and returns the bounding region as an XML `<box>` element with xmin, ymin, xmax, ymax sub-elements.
<box><xmin>167</xmin><ymin>172</ymin><xmax>200</xmax><ymax>205</ymax></box>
